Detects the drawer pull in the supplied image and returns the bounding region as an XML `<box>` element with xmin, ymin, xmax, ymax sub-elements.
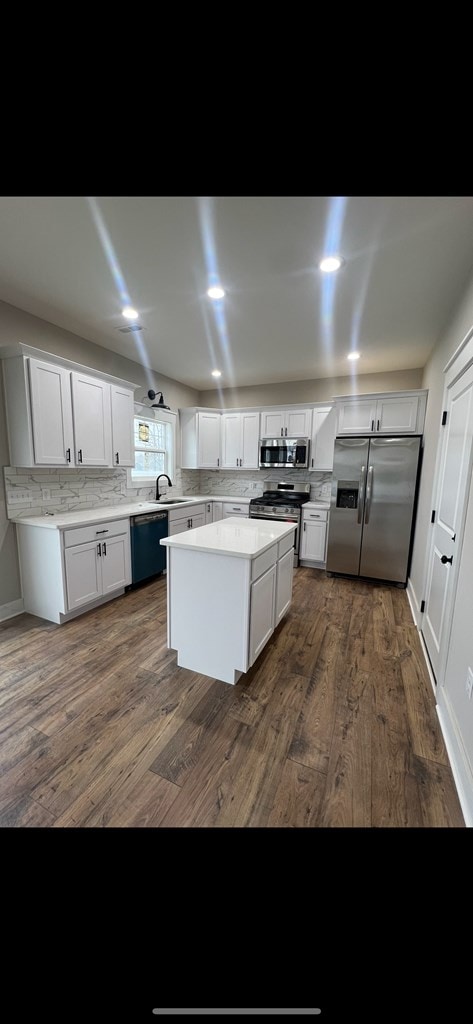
<box><xmin>95</xmin><ymin>529</ymin><xmax>109</xmax><ymax>535</ymax></box>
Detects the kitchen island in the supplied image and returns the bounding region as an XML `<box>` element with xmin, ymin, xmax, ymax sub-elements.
<box><xmin>161</xmin><ymin>517</ymin><xmax>297</xmax><ymax>684</ymax></box>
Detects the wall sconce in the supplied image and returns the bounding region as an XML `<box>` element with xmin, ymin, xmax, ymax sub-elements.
<box><xmin>147</xmin><ymin>390</ymin><xmax>170</xmax><ymax>410</ymax></box>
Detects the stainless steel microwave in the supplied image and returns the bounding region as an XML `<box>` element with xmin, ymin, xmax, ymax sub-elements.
<box><xmin>259</xmin><ymin>437</ymin><xmax>310</xmax><ymax>469</ymax></box>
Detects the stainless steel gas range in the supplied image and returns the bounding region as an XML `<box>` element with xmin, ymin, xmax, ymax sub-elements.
<box><xmin>248</xmin><ymin>482</ymin><xmax>311</xmax><ymax>566</ymax></box>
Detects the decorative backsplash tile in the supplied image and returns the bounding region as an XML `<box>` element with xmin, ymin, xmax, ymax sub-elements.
<box><xmin>198</xmin><ymin>469</ymin><xmax>332</xmax><ymax>501</ymax></box>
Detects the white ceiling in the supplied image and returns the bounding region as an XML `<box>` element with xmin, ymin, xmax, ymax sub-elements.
<box><xmin>1</xmin><ymin>195</ymin><xmax>473</xmax><ymax>391</ymax></box>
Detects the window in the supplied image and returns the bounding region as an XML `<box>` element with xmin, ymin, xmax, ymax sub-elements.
<box><xmin>129</xmin><ymin>410</ymin><xmax>175</xmax><ymax>485</ymax></box>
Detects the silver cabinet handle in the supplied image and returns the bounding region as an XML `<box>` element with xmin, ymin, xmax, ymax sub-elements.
<box><xmin>364</xmin><ymin>465</ymin><xmax>373</xmax><ymax>524</ymax></box>
<box><xmin>357</xmin><ymin>465</ymin><xmax>366</xmax><ymax>524</ymax></box>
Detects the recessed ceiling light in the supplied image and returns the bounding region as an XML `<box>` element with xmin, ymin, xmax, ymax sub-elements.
<box><xmin>122</xmin><ymin>305</ymin><xmax>139</xmax><ymax>320</ymax></box>
<box><xmin>347</xmin><ymin>351</ymin><xmax>360</xmax><ymax>361</ymax></box>
<box><xmin>319</xmin><ymin>256</ymin><xmax>343</xmax><ymax>273</ymax></box>
<box><xmin>207</xmin><ymin>285</ymin><xmax>225</xmax><ymax>300</ymax></box>
<box><xmin>211</xmin><ymin>369</ymin><xmax>222</xmax><ymax>377</ymax></box>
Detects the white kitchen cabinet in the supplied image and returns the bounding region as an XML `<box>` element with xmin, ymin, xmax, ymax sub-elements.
<box><xmin>310</xmin><ymin>405</ymin><xmax>337</xmax><ymax>471</ymax></box>
<box><xmin>222</xmin><ymin>501</ymin><xmax>249</xmax><ymax>518</ymax></box>
<box><xmin>212</xmin><ymin>502</ymin><xmax>223</xmax><ymax>522</ymax></box>
<box><xmin>249</xmin><ymin>563</ymin><xmax>277</xmax><ymax>664</ymax></box>
<box><xmin>1</xmin><ymin>346</ymin><xmax>138</xmax><ymax>468</ymax></box>
<box><xmin>261</xmin><ymin>407</ymin><xmax>312</xmax><ymax>438</ymax></box>
<box><xmin>168</xmin><ymin>503</ymin><xmax>206</xmax><ymax>535</ymax></box>
<box><xmin>64</xmin><ymin>519</ymin><xmax>131</xmax><ymax>610</ymax></box>
<box><xmin>111</xmin><ymin>385</ymin><xmax>135</xmax><ymax>467</ymax></box>
<box><xmin>336</xmin><ymin>391</ymin><xmax>426</xmax><ymax>435</ymax></box>
<box><xmin>71</xmin><ymin>371</ymin><xmax>112</xmax><ymax>467</ymax></box>
<box><xmin>275</xmin><ymin>546</ymin><xmax>294</xmax><ymax>625</ymax></box>
<box><xmin>299</xmin><ymin>508</ymin><xmax>328</xmax><ymax>565</ymax></box>
<box><xmin>180</xmin><ymin>410</ymin><xmax>221</xmax><ymax>469</ymax></box>
<box><xmin>204</xmin><ymin>501</ymin><xmax>213</xmax><ymax>524</ymax></box>
<box><xmin>221</xmin><ymin>411</ymin><xmax>259</xmax><ymax>469</ymax></box>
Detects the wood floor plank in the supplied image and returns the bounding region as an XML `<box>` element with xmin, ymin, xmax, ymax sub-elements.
<box><xmin>104</xmin><ymin>771</ymin><xmax>181</xmax><ymax>828</ymax></box>
<box><xmin>318</xmin><ymin>689</ymin><xmax>372</xmax><ymax>827</ymax></box>
<box><xmin>148</xmin><ymin>678</ymin><xmax>236</xmax><ymax>786</ymax></box>
<box><xmin>409</xmin><ymin>753</ymin><xmax>465</xmax><ymax>827</ymax></box>
<box><xmin>397</xmin><ymin>626</ymin><xmax>448</xmax><ymax>765</ymax></box>
<box><xmin>267</xmin><ymin>761</ymin><xmax>327</xmax><ymax>827</ymax></box>
<box><xmin>371</xmin><ymin>715</ymin><xmax>423</xmax><ymax>827</ymax></box>
<box><xmin>0</xmin><ymin>795</ymin><xmax>56</xmax><ymax>828</ymax></box>
<box><xmin>288</xmin><ymin>624</ymin><xmax>348</xmax><ymax>772</ymax></box>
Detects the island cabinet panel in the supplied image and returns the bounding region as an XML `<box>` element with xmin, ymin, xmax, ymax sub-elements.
<box><xmin>249</xmin><ymin>564</ymin><xmax>277</xmax><ymax>665</ymax></box>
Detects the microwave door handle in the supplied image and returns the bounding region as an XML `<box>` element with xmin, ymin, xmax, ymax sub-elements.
<box><xmin>357</xmin><ymin>465</ymin><xmax>366</xmax><ymax>524</ymax></box>
<box><xmin>364</xmin><ymin>465</ymin><xmax>373</xmax><ymax>524</ymax></box>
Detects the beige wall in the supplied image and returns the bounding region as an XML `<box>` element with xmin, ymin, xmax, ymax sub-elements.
<box><xmin>198</xmin><ymin>367</ymin><xmax>424</xmax><ymax>408</ymax></box>
<box><xmin>409</xmin><ymin>272</ymin><xmax>473</xmax><ymax>605</ymax></box>
<box><xmin>0</xmin><ymin>300</ymin><xmax>199</xmax><ymax>611</ymax></box>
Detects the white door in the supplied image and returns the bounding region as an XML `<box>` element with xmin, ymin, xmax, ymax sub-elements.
<box><xmin>221</xmin><ymin>413</ymin><xmax>241</xmax><ymax>468</ymax></box>
<box><xmin>300</xmin><ymin>520</ymin><xmax>326</xmax><ymax>561</ymax></box>
<box><xmin>249</xmin><ymin>564</ymin><xmax>277</xmax><ymax>666</ymax></box>
<box><xmin>311</xmin><ymin>406</ymin><xmax>336</xmax><ymax>470</ymax></box>
<box><xmin>111</xmin><ymin>386</ymin><xmax>135</xmax><ymax>466</ymax></box>
<box><xmin>71</xmin><ymin>372</ymin><xmax>112</xmax><ymax>466</ymax></box>
<box><xmin>197</xmin><ymin>412</ymin><xmax>220</xmax><ymax>467</ymax></box>
<box><xmin>65</xmin><ymin>541</ymin><xmax>102</xmax><ymax>610</ymax></box>
<box><xmin>337</xmin><ymin>399</ymin><xmax>377</xmax><ymax>434</ymax></box>
<box><xmin>286</xmin><ymin>408</ymin><xmax>312</xmax><ymax>437</ymax></box>
<box><xmin>376</xmin><ymin>396</ymin><xmax>419</xmax><ymax>433</ymax></box>
<box><xmin>240</xmin><ymin>412</ymin><xmax>260</xmax><ymax>469</ymax></box>
<box><xmin>100</xmin><ymin>534</ymin><xmax>130</xmax><ymax>592</ymax></box>
<box><xmin>422</xmin><ymin>363</ymin><xmax>473</xmax><ymax>681</ymax></box>
<box><xmin>28</xmin><ymin>359</ymin><xmax>74</xmax><ymax>466</ymax></box>
<box><xmin>275</xmin><ymin>548</ymin><xmax>294</xmax><ymax>624</ymax></box>
<box><xmin>261</xmin><ymin>410</ymin><xmax>285</xmax><ymax>437</ymax></box>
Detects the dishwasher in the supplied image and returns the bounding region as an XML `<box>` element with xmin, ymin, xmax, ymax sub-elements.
<box><xmin>130</xmin><ymin>510</ymin><xmax>168</xmax><ymax>585</ymax></box>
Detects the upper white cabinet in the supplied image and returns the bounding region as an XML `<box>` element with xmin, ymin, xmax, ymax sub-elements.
<box><xmin>261</xmin><ymin>407</ymin><xmax>312</xmax><ymax>438</ymax></box>
<box><xmin>310</xmin><ymin>405</ymin><xmax>337</xmax><ymax>471</ymax></box>
<box><xmin>336</xmin><ymin>391</ymin><xmax>426</xmax><ymax>435</ymax></box>
<box><xmin>180</xmin><ymin>409</ymin><xmax>221</xmax><ymax>468</ymax></box>
<box><xmin>1</xmin><ymin>346</ymin><xmax>138</xmax><ymax>468</ymax></box>
<box><xmin>71</xmin><ymin>372</ymin><xmax>112</xmax><ymax>467</ymax></box>
<box><xmin>221</xmin><ymin>411</ymin><xmax>259</xmax><ymax>469</ymax></box>
<box><xmin>111</xmin><ymin>385</ymin><xmax>135</xmax><ymax>466</ymax></box>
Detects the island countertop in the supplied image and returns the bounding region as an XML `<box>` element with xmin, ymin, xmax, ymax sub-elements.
<box><xmin>161</xmin><ymin>516</ymin><xmax>296</xmax><ymax>558</ymax></box>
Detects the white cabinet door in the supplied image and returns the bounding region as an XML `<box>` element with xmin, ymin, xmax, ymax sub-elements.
<box><xmin>168</xmin><ymin>517</ymin><xmax>190</xmax><ymax>536</ymax></box>
<box><xmin>275</xmin><ymin>548</ymin><xmax>294</xmax><ymax>625</ymax></box>
<box><xmin>71</xmin><ymin>372</ymin><xmax>112</xmax><ymax>466</ymax></box>
<box><xmin>212</xmin><ymin>502</ymin><xmax>223</xmax><ymax>522</ymax></box>
<box><xmin>286</xmin><ymin>408</ymin><xmax>312</xmax><ymax>437</ymax></box>
<box><xmin>261</xmin><ymin>410</ymin><xmax>285</xmax><ymax>437</ymax></box>
<box><xmin>65</xmin><ymin>540</ymin><xmax>102</xmax><ymax>610</ymax></box>
<box><xmin>221</xmin><ymin>413</ymin><xmax>241</xmax><ymax>469</ymax></box>
<box><xmin>28</xmin><ymin>358</ymin><xmax>74</xmax><ymax>466</ymax></box>
<box><xmin>205</xmin><ymin>502</ymin><xmax>213</xmax><ymax>524</ymax></box>
<box><xmin>310</xmin><ymin>406</ymin><xmax>336</xmax><ymax>470</ymax></box>
<box><xmin>249</xmin><ymin>564</ymin><xmax>277</xmax><ymax>666</ymax></box>
<box><xmin>101</xmin><ymin>534</ymin><xmax>131</xmax><ymax>593</ymax></box>
<box><xmin>376</xmin><ymin>395</ymin><xmax>419</xmax><ymax>433</ymax></box>
<box><xmin>111</xmin><ymin>385</ymin><xmax>135</xmax><ymax>466</ymax></box>
<box><xmin>198</xmin><ymin>412</ymin><xmax>221</xmax><ymax>468</ymax></box>
<box><xmin>189</xmin><ymin>512</ymin><xmax>205</xmax><ymax>529</ymax></box>
<box><xmin>240</xmin><ymin>412</ymin><xmax>260</xmax><ymax>469</ymax></box>
<box><xmin>300</xmin><ymin>520</ymin><xmax>327</xmax><ymax>561</ymax></box>
<box><xmin>337</xmin><ymin>399</ymin><xmax>377</xmax><ymax>434</ymax></box>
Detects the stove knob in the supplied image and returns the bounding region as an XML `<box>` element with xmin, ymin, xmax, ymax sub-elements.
<box><xmin>272</xmin><ymin>507</ymin><xmax>277</xmax><ymax>513</ymax></box>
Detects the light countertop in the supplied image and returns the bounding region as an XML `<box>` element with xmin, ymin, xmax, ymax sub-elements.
<box><xmin>8</xmin><ymin>494</ymin><xmax>251</xmax><ymax>530</ymax></box>
<box><xmin>161</xmin><ymin>516</ymin><xmax>296</xmax><ymax>558</ymax></box>
<box><xmin>304</xmin><ymin>501</ymin><xmax>330</xmax><ymax>510</ymax></box>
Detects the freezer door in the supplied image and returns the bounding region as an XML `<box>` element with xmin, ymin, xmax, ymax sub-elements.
<box><xmin>359</xmin><ymin>436</ymin><xmax>421</xmax><ymax>583</ymax></box>
<box><xmin>326</xmin><ymin>438</ymin><xmax>370</xmax><ymax>575</ymax></box>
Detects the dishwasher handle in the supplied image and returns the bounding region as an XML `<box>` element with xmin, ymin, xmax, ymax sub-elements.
<box><xmin>130</xmin><ymin>512</ymin><xmax>168</xmax><ymax>526</ymax></box>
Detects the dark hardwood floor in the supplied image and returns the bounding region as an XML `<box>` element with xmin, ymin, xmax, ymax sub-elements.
<box><xmin>0</xmin><ymin>569</ymin><xmax>464</xmax><ymax>827</ymax></box>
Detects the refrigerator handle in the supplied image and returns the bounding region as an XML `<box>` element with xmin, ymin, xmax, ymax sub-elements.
<box><xmin>364</xmin><ymin>465</ymin><xmax>373</xmax><ymax>524</ymax></box>
<box><xmin>357</xmin><ymin>465</ymin><xmax>366</xmax><ymax>524</ymax></box>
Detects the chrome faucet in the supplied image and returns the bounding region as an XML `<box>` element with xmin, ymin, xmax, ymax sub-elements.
<box><xmin>156</xmin><ymin>474</ymin><xmax>172</xmax><ymax>500</ymax></box>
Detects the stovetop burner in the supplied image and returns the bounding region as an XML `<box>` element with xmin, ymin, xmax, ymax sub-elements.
<box><xmin>249</xmin><ymin>481</ymin><xmax>311</xmax><ymax>508</ymax></box>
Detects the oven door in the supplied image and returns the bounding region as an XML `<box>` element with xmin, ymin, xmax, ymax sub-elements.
<box><xmin>259</xmin><ymin>438</ymin><xmax>309</xmax><ymax>468</ymax></box>
<box><xmin>249</xmin><ymin>511</ymin><xmax>300</xmax><ymax>565</ymax></box>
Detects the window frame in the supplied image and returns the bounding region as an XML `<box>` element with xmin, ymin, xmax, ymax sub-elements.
<box><xmin>127</xmin><ymin>407</ymin><xmax>177</xmax><ymax>487</ymax></box>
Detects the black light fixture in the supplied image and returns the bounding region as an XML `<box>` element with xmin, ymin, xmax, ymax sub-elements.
<box><xmin>147</xmin><ymin>389</ymin><xmax>170</xmax><ymax>410</ymax></box>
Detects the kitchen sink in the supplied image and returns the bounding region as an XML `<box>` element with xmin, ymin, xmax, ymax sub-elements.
<box><xmin>157</xmin><ymin>498</ymin><xmax>191</xmax><ymax>504</ymax></box>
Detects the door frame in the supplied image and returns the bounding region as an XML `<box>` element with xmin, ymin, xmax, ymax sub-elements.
<box><xmin>419</xmin><ymin>323</ymin><xmax>473</xmax><ymax>688</ymax></box>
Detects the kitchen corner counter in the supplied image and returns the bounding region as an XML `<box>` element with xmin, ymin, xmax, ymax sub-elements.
<box><xmin>7</xmin><ymin>494</ymin><xmax>252</xmax><ymax>529</ymax></box>
<box><xmin>304</xmin><ymin>500</ymin><xmax>330</xmax><ymax>510</ymax></box>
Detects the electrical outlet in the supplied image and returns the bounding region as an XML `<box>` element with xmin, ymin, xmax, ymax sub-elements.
<box><xmin>466</xmin><ymin>667</ymin><xmax>473</xmax><ymax>701</ymax></box>
<box><xmin>7</xmin><ymin>489</ymin><xmax>31</xmax><ymax>504</ymax></box>
<box><xmin>41</xmin><ymin>488</ymin><xmax>51</xmax><ymax>501</ymax></box>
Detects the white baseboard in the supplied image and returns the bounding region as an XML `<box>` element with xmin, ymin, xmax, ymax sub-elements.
<box><xmin>418</xmin><ymin>628</ymin><xmax>438</xmax><ymax>697</ymax></box>
<box><xmin>0</xmin><ymin>597</ymin><xmax>24</xmax><ymax>622</ymax></box>
<box><xmin>437</xmin><ymin>695</ymin><xmax>473</xmax><ymax>827</ymax></box>
<box><xmin>406</xmin><ymin>576</ymin><xmax>420</xmax><ymax>627</ymax></box>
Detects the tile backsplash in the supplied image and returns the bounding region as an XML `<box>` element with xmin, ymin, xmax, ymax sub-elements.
<box><xmin>4</xmin><ymin>465</ymin><xmax>332</xmax><ymax>519</ymax></box>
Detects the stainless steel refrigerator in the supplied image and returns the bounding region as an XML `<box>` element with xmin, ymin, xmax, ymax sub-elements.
<box><xmin>326</xmin><ymin>435</ymin><xmax>422</xmax><ymax>584</ymax></box>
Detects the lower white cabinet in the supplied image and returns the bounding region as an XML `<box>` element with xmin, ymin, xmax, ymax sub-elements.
<box><xmin>16</xmin><ymin>517</ymin><xmax>131</xmax><ymax>624</ymax></box>
<box><xmin>275</xmin><ymin>547</ymin><xmax>294</xmax><ymax>624</ymax></box>
<box><xmin>249</xmin><ymin>564</ymin><xmax>277</xmax><ymax>664</ymax></box>
<box><xmin>168</xmin><ymin>504</ymin><xmax>205</xmax><ymax>536</ymax></box>
<box><xmin>204</xmin><ymin>501</ymin><xmax>213</xmax><ymax>524</ymax></box>
<box><xmin>212</xmin><ymin>502</ymin><xmax>223</xmax><ymax>522</ymax></box>
<box><xmin>299</xmin><ymin>509</ymin><xmax>328</xmax><ymax>565</ymax></box>
<box><xmin>222</xmin><ymin>501</ymin><xmax>249</xmax><ymax>518</ymax></box>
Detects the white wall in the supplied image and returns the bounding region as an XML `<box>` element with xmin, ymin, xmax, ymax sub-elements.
<box><xmin>198</xmin><ymin>367</ymin><xmax>424</xmax><ymax>408</ymax></box>
<box><xmin>409</xmin><ymin>273</ymin><xmax>473</xmax><ymax>609</ymax></box>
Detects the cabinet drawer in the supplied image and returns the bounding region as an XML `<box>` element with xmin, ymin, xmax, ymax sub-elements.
<box><xmin>251</xmin><ymin>543</ymin><xmax>277</xmax><ymax>582</ymax></box>
<box><xmin>278</xmin><ymin>531</ymin><xmax>295</xmax><ymax>559</ymax></box>
<box><xmin>63</xmin><ymin>518</ymin><xmax>129</xmax><ymax>548</ymax></box>
<box><xmin>303</xmin><ymin>509</ymin><xmax>328</xmax><ymax>522</ymax></box>
<box><xmin>223</xmin><ymin>502</ymin><xmax>248</xmax><ymax>516</ymax></box>
<box><xmin>168</xmin><ymin>503</ymin><xmax>204</xmax><ymax>523</ymax></box>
